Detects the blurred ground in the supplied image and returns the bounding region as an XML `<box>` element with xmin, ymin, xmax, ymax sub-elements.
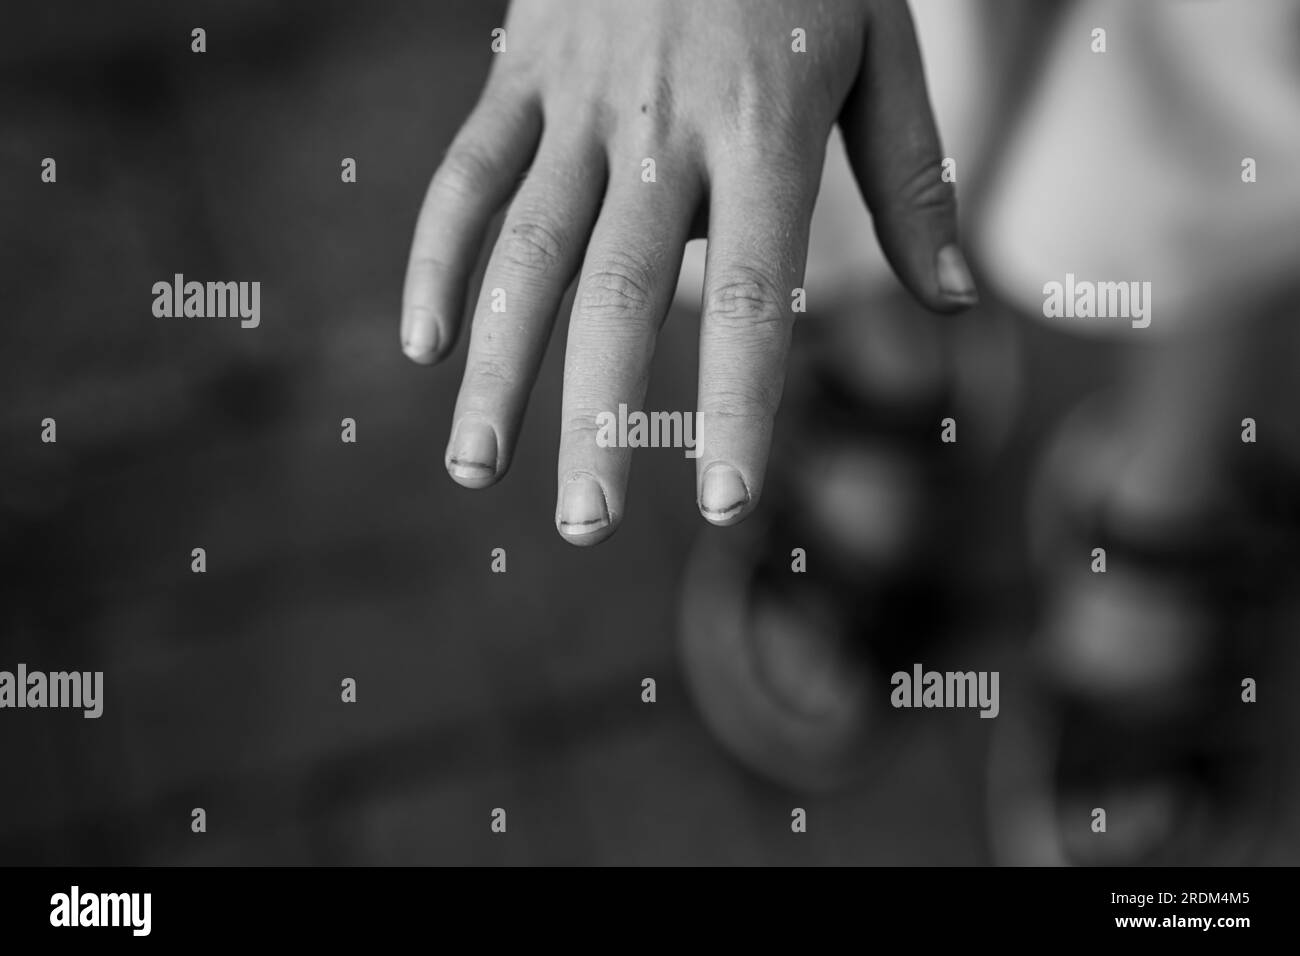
<box><xmin>2</xmin><ymin>0</ymin><xmax>1296</xmax><ymax>865</ymax></box>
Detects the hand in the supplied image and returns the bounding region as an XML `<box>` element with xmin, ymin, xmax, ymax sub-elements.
<box><xmin>401</xmin><ymin>0</ymin><xmax>976</xmax><ymax>545</ymax></box>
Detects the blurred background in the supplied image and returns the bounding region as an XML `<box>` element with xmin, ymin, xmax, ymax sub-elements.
<box><xmin>2</xmin><ymin>0</ymin><xmax>1299</xmax><ymax>865</ymax></box>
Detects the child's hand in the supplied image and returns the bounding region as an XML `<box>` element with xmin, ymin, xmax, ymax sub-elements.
<box><xmin>401</xmin><ymin>0</ymin><xmax>976</xmax><ymax>545</ymax></box>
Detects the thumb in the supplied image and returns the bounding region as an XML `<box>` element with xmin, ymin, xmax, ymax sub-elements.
<box><xmin>839</xmin><ymin>2</ymin><xmax>977</xmax><ymax>313</ymax></box>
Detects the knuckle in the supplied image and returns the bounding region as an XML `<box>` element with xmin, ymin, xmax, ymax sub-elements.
<box><xmin>406</xmin><ymin>254</ymin><xmax>454</xmax><ymax>285</ymax></box>
<box><xmin>434</xmin><ymin>142</ymin><xmax>498</xmax><ymax>200</ymax></box>
<box><xmin>562</xmin><ymin>407</ymin><xmax>611</xmax><ymax>444</ymax></box>
<box><xmin>728</xmin><ymin>78</ymin><xmax>818</xmax><ymax>159</ymax></box>
<box><xmin>705</xmin><ymin>381</ymin><xmax>782</xmax><ymax>422</ymax></box>
<box><xmin>497</xmin><ymin>219</ymin><xmax>566</xmax><ymax>276</ymax></box>
<box><xmin>628</xmin><ymin>72</ymin><xmax>678</xmax><ymax>146</ymax></box>
<box><xmin>466</xmin><ymin>355</ymin><xmax>520</xmax><ymax>391</ymax></box>
<box><xmin>577</xmin><ymin>254</ymin><xmax>656</xmax><ymax>322</ymax></box>
<box><xmin>706</xmin><ymin>267</ymin><xmax>789</xmax><ymax>330</ymax></box>
<box><xmin>730</xmin><ymin>74</ymin><xmax>783</xmax><ymax>129</ymax></box>
<box><xmin>890</xmin><ymin>160</ymin><xmax>957</xmax><ymax>216</ymax></box>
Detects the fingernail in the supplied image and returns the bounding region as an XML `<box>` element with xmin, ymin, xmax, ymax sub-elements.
<box><xmin>403</xmin><ymin>321</ymin><xmax>441</xmax><ymax>363</ymax></box>
<box><xmin>557</xmin><ymin>473</ymin><xmax>609</xmax><ymax>535</ymax></box>
<box><xmin>700</xmin><ymin>462</ymin><xmax>750</xmax><ymax>522</ymax></box>
<box><xmin>935</xmin><ymin>245</ymin><xmax>978</xmax><ymax>304</ymax></box>
<box><xmin>447</xmin><ymin>420</ymin><xmax>498</xmax><ymax>481</ymax></box>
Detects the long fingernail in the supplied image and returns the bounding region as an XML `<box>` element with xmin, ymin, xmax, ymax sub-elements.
<box><xmin>447</xmin><ymin>420</ymin><xmax>498</xmax><ymax>482</ymax></box>
<box><xmin>557</xmin><ymin>473</ymin><xmax>610</xmax><ymax>535</ymax></box>
<box><xmin>403</xmin><ymin>321</ymin><xmax>441</xmax><ymax>364</ymax></box>
<box><xmin>935</xmin><ymin>245</ymin><xmax>978</xmax><ymax>305</ymax></box>
<box><xmin>699</xmin><ymin>462</ymin><xmax>750</xmax><ymax>522</ymax></box>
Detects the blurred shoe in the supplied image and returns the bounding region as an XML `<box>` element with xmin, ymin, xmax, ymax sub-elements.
<box><xmin>989</xmin><ymin>389</ymin><xmax>1299</xmax><ymax>864</ymax></box>
<box><xmin>679</xmin><ymin>288</ymin><xmax>1020</xmax><ymax>790</ymax></box>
